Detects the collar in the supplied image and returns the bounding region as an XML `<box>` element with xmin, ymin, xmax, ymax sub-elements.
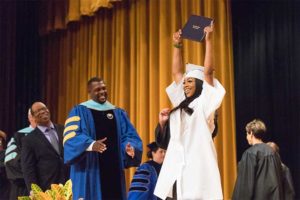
<box><xmin>80</xmin><ymin>99</ymin><xmax>115</xmax><ymax>111</ymax></box>
<box><xmin>37</xmin><ymin>122</ymin><xmax>54</xmax><ymax>133</ymax></box>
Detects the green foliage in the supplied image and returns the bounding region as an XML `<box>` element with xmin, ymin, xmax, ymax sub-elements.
<box><xmin>18</xmin><ymin>180</ymin><xmax>73</xmax><ymax>200</ymax></box>
<box><xmin>17</xmin><ymin>197</ymin><xmax>31</xmax><ymax>200</ymax></box>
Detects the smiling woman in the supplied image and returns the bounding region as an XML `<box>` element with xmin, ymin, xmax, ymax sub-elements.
<box><xmin>154</xmin><ymin>26</ymin><xmax>226</xmax><ymax>200</ymax></box>
<box><xmin>183</xmin><ymin>77</ymin><xmax>197</xmax><ymax>97</ymax></box>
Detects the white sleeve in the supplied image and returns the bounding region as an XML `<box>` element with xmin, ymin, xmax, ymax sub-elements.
<box><xmin>201</xmin><ymin>78</ymin><xmax>226</xmax><ymax>119</ymax></box>
<box><xmin>166</xmin><ymin>79</ymin><xmax>185</xmax><ymax>107</ymax></box>
<box><xmin>86</xmin><ymin>141</ymin><xmax>95</xmax><ymax>151</ymax></box>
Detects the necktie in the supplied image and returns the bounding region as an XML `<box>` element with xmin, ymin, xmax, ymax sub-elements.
<box><xmin>47</xmin><ymin>128</ymin><xmax>60</xmax><ymax>154</ymax></box>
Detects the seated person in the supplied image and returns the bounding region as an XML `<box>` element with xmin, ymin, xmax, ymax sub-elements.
<box><xmin>128</xmin><ymin>142</ymin><xmax>166</xmax><ymax>200</ymax></box>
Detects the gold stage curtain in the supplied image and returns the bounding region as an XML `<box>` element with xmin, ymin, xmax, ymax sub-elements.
<box><xmin>41</xmin><ymin>0</ymin><xmax>237</xmax><ymax>198</ymax></box>
<box><xmin>38</xmin><ymin>0</ymin><xmax>121</xmax><ymax>35</ymax></box>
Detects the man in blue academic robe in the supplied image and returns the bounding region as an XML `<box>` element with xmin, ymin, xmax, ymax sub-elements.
<box><xmin>64</xmin><ymin>77</ymin><xmax>143</xmax><ymax>200</ymax></box>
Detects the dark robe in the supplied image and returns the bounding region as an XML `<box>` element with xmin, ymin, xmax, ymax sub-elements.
<box><xmin>282</xmin><ymin>163</ymin><xmax>295</xmax><ymax>200</ymax></box>
<box><xmin>155</xmin><ymin>122</ymin><xmax>170</xmax><ymax>150</ymax></box>
<box><xmin>5</xmin><ymin>127</ymin><xmax>33</xmax><ymax>199</ymax></box>
<box><xmin>232</xmin><ymin>143</ymin><xmax>283</xmax><ymax>200</ymax></box>
<box><xmin>90</xmin><ymin>109</ymin><xmax>123</xmax><ymax>200</ymax></box>
<box><xmin>0</xmin><ymin>150</ymin><xmax>10</xmax><ymax>200</ymax></box>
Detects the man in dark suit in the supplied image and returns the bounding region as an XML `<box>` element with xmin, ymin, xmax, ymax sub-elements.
<box><xmin>21</xmin><ymin>102</ymin><xmax>67</xmax><ymax>192</ymax></box>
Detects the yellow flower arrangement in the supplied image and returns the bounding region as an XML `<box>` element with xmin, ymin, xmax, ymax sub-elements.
<box><xmin>18</xmin><ymin>179</ymin><xmax>72</xmax><ymax>200</ymax></box>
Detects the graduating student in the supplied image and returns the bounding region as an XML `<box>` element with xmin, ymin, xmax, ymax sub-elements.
<box><xmin>4</xmin><ymin>109</ymin><xmax>36</xmax><ymax>199</ymax></box>
<box><xmin>232</xmin><ymin>119</ymin><xmax>283</xmax><ymax>200</ymax></box>
<box><xmin>64</xmin><ymin>77</ymin><xmax>143</xmax><ymax>200</ymax></box>
<box><xmin>154</xmin><ymin>25</ymin><xmax>226</xmax><ymax>200</ymax></box>
<box><xmin>267</xmin><ymin>142</ymin><xmax>295</xmax><ymax>200</ymax></box>
<box><xmin>128</xmin><ymin>142</ymin><xmax>166</xmax><ymax>200</ymax></box>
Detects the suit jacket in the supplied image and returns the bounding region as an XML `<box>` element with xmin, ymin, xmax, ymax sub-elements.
<box><xmin>21</xmin><ymin>124</ymin><xmax>68</xmax><ymax>191</ymax></box>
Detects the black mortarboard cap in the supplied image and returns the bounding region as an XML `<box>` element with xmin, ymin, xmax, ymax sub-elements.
<box><xmin>147</xmin><ymin>142</ymin><xmax>158</xmax><ymax>151</ymax></box>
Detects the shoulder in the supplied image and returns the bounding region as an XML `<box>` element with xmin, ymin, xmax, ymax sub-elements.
<box><xmin>135</xmin><ymin>162</ymin><xmax>155</xmax><ymax>174</ymax></box>
<box><xmin>244</xmin><ymin>143</ymin><xmax>276</xmax><ymax>158</ymax></box>
<box><xmin>71</xmin><ymin>104</ymin><xmax>89</xmax><ymax>112</ymax></box>
<box><xmin>139</xmin><ymin>162</ymin><xmax>152</xmax><ymax>169</ymax></box>
<box><xmin>114</xmin><ymin>108</ymin><xmax>129</xmax><ymax>117</ymax></box>
<box><xmin>114</xmin><ymin>107</ymin><xmax>125</xmax><ymax>113</ymax></box>
<box><xmin>241</xmin><ymin>146</ymin><xmax>257</xmax><ymax>159</ymax></box>
<box><xmin>21</xmin><ymin>129</ymin><xmax>39</xmax><ymax>144</ymax></box>
<box><xmin>67</xmin><ymin>105</ymin><xmax>91</xmax><ymax>119</ymax></box>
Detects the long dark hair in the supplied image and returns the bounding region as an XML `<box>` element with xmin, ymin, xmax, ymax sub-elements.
<box><xmin>170</xmin><ymin>78</ymin><xmax>204</xmax><ymax>115</ymax></box>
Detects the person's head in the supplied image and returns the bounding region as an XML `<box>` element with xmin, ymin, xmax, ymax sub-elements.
<box><xmin>245</xmin><ymin>119</ymin><xmax>266</xmax><ymax>145</ymax></box>
<box><xmin>87</xmin><ymin>77</ymin><xmax>107</xmax><ymax>104</ymax></box>
<box><xmin>183</xmin><ymin>77</ymin><xmax>203</xmax><ymax>98</ymax></box>
<box><xmin>183</xmin><ymin>65</ymin><xmax>204</xmax><ymax>98</ymax></box>
<box><xmin>0</xmin><ymin>130</ymin><xmax>7</xmax><ymax>150</ymax></box>
<box><xmin>170</xmin><ymin>74</ymin><xmax>203</xmax><ymax>116</ymax></box>
<box><xmin>146</xmin><ymin>142</ymin><xmax>166</xmax><ymax>164</ymax></box>
<box><xmin>30</xmin><ymin>102</ymin><xmax>51</xmax><ymax>127</ymax></box>
<box><xmin>28</xmin><ymin>108</ymin><xmax>37</xmax><ymax>128</ymax></box>
<box><xmin>267</xmin><ymin>142</ymin><xmax>280</xmax><ymax>153</ymax></box>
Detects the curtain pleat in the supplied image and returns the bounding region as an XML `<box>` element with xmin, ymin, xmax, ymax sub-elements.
<box><xmin>38</xmin><ymin>0</ymin><xmax>120</xmax><ymax>34</ymax></box>
<box><xmin>40</xmin><ymin>0</ymin><xmax>236</xmax><ymax>198</ymax></box>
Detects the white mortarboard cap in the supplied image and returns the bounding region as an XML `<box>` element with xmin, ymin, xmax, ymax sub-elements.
<box><xmin>185</xmin><ymin>63</ymin><xmax>204</xmax><ymax>80</ymax></box>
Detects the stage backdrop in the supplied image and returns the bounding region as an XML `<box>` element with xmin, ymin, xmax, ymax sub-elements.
<box><xmin>232</xmin><ymin>0</ymin><xmax>300</xmax><ymax>197</ymax></box>
<box><xmin>39</xmin><ymin>0</ymin><xmax>236</xmax><ymax>198</ymax></box>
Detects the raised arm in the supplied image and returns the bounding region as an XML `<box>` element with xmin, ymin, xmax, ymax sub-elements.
<box><xmin>172</xmin><ymin>30</ymin><xmax>184</xmax><ymax>84</ymax></box>
<box><xmin>155</xmin><ymin>108</ymin><xmax>170</xmax><ymax>149</ymax></box>
<box><xmin>204</xmin><ymin>24</ymin><xmax>215</xmax><ymax>86</ymax></box>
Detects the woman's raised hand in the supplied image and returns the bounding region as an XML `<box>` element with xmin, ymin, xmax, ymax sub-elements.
<box><xmin>204</xmin><ymin>22</ymin><xmax>214</xmax><ymax>42</ymax></box>
<box><xmin>173</xmin><ymin>29</ymin><xmax>182</xmax><ymax>44</ymax></box>
<box><xmin>159</xmin><ymin>108</ymin><xmax>171</xmax><ymax>127</ymax></box>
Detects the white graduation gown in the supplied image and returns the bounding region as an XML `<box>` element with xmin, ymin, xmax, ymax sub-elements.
<box><xmin>154</xmin><ymin>78</ymin><xmax>226</xmax><ymax>200</ymax></box>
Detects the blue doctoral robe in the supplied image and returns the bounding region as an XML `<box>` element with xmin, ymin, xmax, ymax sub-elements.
<box><xmin>128</xmin><ymin>161</ymin><xmax>161</xmax><ymax>200</ymax></box>
<box><xmin>64</xmin><ymin>100</ymin><xmax>143</xmax><ymax>200</ymax></box>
